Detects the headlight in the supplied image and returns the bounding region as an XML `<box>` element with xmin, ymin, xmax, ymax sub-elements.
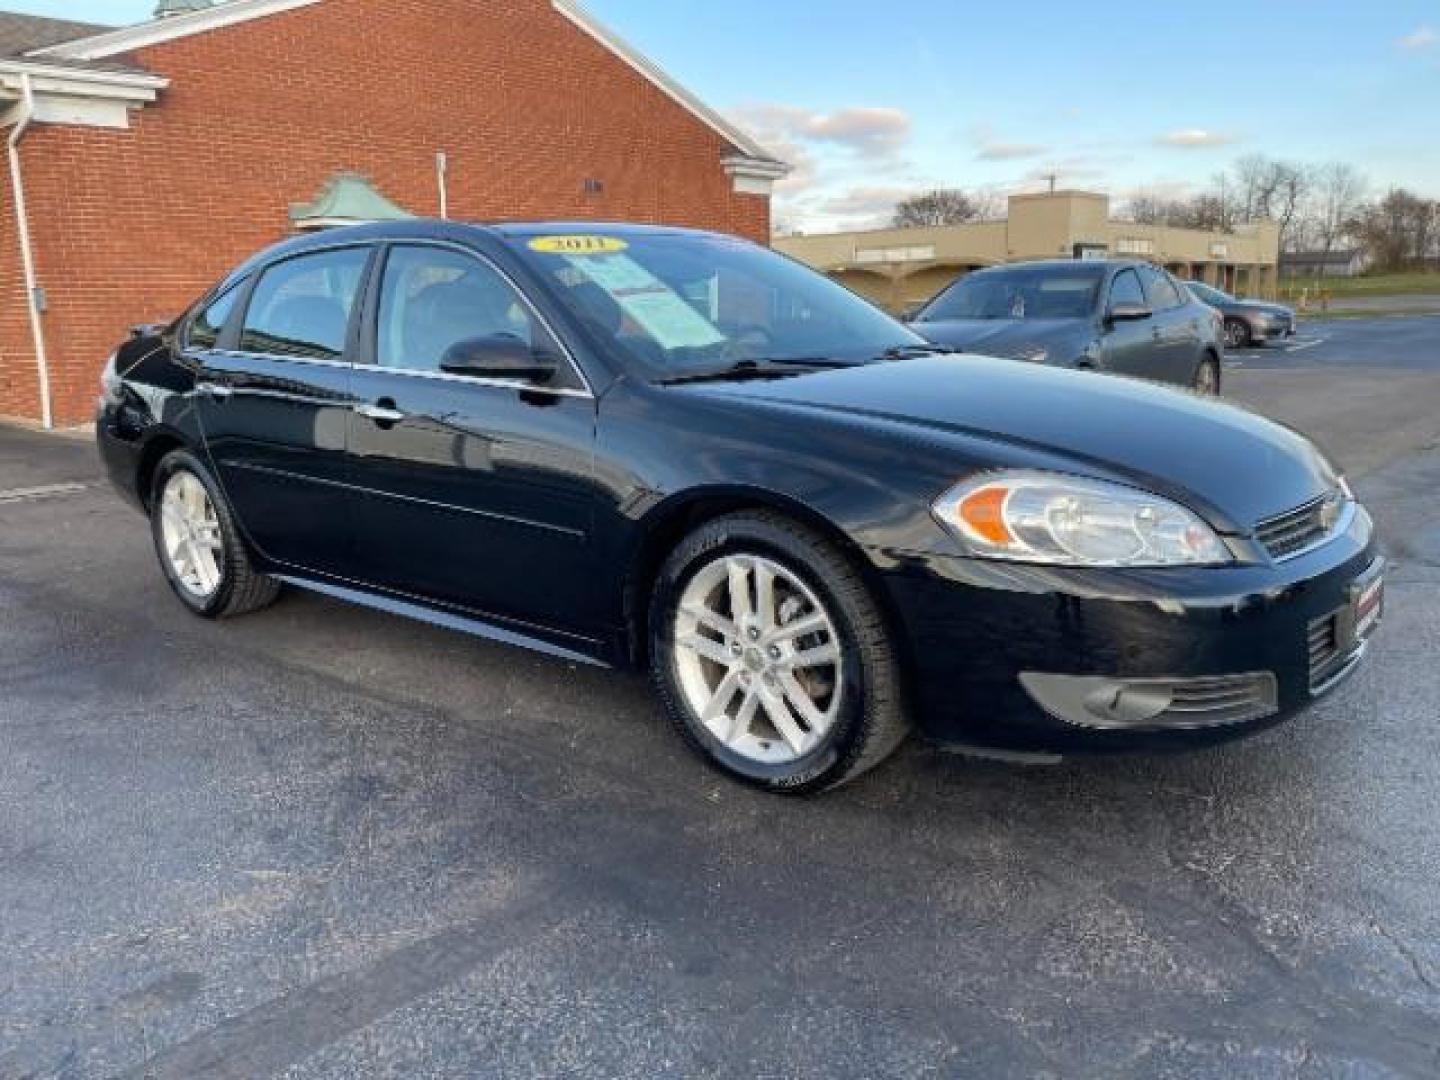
<box><xmin>932</xmin><ymin>471</ymin><xmax>1231</xmax><ymax>566</ymax></box>
<box><xmin>99</xmin><ymin>352</ymin><xmax>121</xmax><ymax>400</ymax></box>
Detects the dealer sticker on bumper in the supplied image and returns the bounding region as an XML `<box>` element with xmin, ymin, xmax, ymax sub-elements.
<box><xmin>1353</xmin><ymin>573</ymin><xmax>1384</xmax><ymax>643</ymax></box>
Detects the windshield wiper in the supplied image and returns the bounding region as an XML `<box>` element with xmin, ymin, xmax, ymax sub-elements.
<box><xmin>876</xmin><ymin>343</ymin><xmax>956</xmax><ymax>360</ymax></box>
<box><xmin>655</xmin><ymin>357</ymin><xmax>851</xmax><ymax>386</ymax></box>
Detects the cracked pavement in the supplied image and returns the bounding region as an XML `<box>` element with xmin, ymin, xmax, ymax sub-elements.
<box><xmin>1</xmin><ymin>314</ymin><xmax>1438</xmax><ymax>1077</ymax></box>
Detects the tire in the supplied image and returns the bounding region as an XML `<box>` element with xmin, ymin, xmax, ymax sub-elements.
<box><xmin>1224</xmin><ymin>318</ymin><xmax>1251</xmax><ymax>349</ymax></box>
<box><xmin>149</xmin><ymin>448</ymin><xmax>281</xmax><ymax>618</ymax></box>
<box><xmin>648</xmin><ymin>511</ymin><xmax>909</xmax><ymax>794</ymax></box>
<box><xmin>1192</xmin><ymin>355</ymin><xmax>1221</xmax><ymax>396</ymax></box>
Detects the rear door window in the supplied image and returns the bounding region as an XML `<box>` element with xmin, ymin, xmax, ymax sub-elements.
<box><xmin>239</xmin><ymin>247</ymin><xmax>371</xmax><ymax>360</ymax></box>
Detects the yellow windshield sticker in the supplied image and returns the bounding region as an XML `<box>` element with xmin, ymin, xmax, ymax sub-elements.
<box><xmin>528</xmin><ymin>235</ymin><xmax>629</xmax><ymax>255</ymax></box>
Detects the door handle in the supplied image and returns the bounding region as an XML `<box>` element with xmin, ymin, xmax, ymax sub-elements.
<box><xmin>355</xmin><ymin>401</ymin><xmax>407</xmax><ymax>425</ymax></box>
<box><xmin>196</xmin><ymin>381</ymin><xmax>233</xmax><ymax>399</ymax></box>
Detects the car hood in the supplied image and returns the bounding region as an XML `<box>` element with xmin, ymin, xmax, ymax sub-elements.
<box><xmin>910</xmin><ymin>318</ymin><xmax>1089</xmax><ymax>359</ymax></box>
<box><xmin>694</xmin><ymin>356</ymin><xmax>1337</xmax><ymax>530</ymax></box>
<box><xmin>1247</xmin><ymin>301</ymin><xmax>1295</xmax><ymax>317</ymax></box>
<box><xmin>1221</xmin><ymin>299</ymin><xmax>1292</xmax><ymax>317</ymax></box>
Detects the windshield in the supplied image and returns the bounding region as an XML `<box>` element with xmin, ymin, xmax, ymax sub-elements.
<box><xmin>918</xmin><ymin>264</ymin><xmax>1106</xmax><ymax>321</ymax></box>
<box><xmin>507</xmin><ymin>231</ymin><xmax>925</xmax><ymax>378</ymax></box>
<box><xmin>1188</xmin><ymin>281</ymin><xmax>1232</xmax><ymax>304</ymax></box>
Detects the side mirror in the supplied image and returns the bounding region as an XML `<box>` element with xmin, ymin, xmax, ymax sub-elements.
<box><xmin>1106</xmin><ymin>301</ymin><xmax>1152</xmax><ymax>323</ymax></box>
<box><xmin>900</xmin><ymin>302</ymin><xmax>926</xmax><ymax>323</ymax></box>
<box><xmin>439</xmin><ymin>334</ymin><xmax>557</xmax><ymax>384</ymax></box>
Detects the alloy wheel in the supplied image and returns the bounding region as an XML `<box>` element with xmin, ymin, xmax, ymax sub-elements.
<box><xmin>159</xmin><ymin>470</ymin><xmax>224</xmax><ymax>599</ymax></box>
<box><xmin>672</xmin><ymin>553</ymin><xmax>844</xmax><ymax>764</ymax></box>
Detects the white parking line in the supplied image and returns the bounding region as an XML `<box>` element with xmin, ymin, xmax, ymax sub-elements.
<box><xmin>1282</xmin><ymin>337</ymin><xmax>1327</xmax><ymax>353</ymax></box>
<box><xmin>0</xmin><ymin>482</ymin><xmax>89</xmax><ymax>504</ymax></box>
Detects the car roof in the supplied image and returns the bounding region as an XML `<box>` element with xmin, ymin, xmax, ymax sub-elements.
<box><xmin>970</xmin><ymin>258</ymin><xmax>1145</xmax><ymax>273</ymax></box>
<box><xmin>214</xmin><ymin>219</ymin><xmax>750</xmax><ymax>292</ymax></box>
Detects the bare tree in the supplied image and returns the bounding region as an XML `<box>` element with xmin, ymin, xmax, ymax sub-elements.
<box><xmin>1353</xmin><ymin>188</ymin><xmax>1440</xmax><ymax>270</ymax></box>
<box><xmin>1121</xmin><ymin>190</ymin><xmax>1229</xmax><ymax>230</ymax></box>
<box><xmin>1270</xmin><ymin>161</ymin><xmax>1313</xmax><ymax>253</ymax></box>
<box><xmin>892</xmin><ymin>189</ymin><xmax>991</xmax><ymax>228</ymax></box>
<box><xmin>1309</xmin><ymin>162</ymin><xmax>1367</xmax><ymax>268</ymax></box>
<box><xmin>1231</xmin><ymin>155</ymin><xmax>1284</xmax><ymax>223</ymax></box>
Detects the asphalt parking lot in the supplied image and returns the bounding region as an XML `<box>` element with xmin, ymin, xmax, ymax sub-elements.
<box><xmin>3</xmin><ymin>314</ymin><xmax>1439</xmax><ymax>1078</ymax></box>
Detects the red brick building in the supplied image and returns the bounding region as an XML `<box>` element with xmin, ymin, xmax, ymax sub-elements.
<box><xmin>0</xmin><ymin>0</ymin><xmax>785</xmax><ymax>427</ymax></box>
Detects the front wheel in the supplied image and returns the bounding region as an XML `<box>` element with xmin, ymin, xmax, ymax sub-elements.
<box><xmin>649</xmin><ymin>512</ymin><xmax>909</xmax><ymax>794</ymax></box>
<box><xmin>1224</xmin><ymin>318</ymin><xmax>1251</xmax><ymax>349</ymax></box>
<box><xmin>150</xmin><ymin>449</ymin><xmax>281</xmax><ymax>618</ymax></box>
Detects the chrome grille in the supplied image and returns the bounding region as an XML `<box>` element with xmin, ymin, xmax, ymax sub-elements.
<box><xmin>1161</xmin><ymin>674</ymin><xmax>1278</xmax><ymax>726</ymax></box>
<box><xmin>1255</xmin><ymin>492</ymin><xmax>1339</xmax><ymax>560</ymax></box>
<box><xmin>1307</xmin><ymin>613</ymin><xmax>1343</xmax><ymax>690</ymax></box>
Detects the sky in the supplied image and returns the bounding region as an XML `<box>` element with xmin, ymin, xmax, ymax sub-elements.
<box><xmin>16</xmin><ymin>0</ymin><xmax>1440</xmax><ymax>231</ymax></box>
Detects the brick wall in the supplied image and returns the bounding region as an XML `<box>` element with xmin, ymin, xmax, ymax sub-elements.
<box><xmin>0</xmin><ymin>0</ymin><xmax>771</xmax><ymax>425</ymax></box>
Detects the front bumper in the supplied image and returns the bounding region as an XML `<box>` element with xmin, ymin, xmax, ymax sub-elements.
<box><xmin>96</xmin><ymin>399</ymin><xmax>146</xmax><ymax>513</ymax></box>
<box><xmin>1253</xmin><ymin>312</ymin><xmax>1296</xmax><ymax>340</ymax></box>
<box><xmin>877</xmin><ymin>504</ymin><xmax>1378</xmax><ymax>753</ymax></box>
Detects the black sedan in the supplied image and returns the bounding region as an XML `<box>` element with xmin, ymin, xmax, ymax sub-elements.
<box><xmin>1186</xmin><ymin>279</ymin><xmax>1297</xmax><ymax>348</ymax></box>
<box><xmin>908</xmin><ymin>259</ymin><xmax>1226</xmax><ymax>394</ymax></box>
<box><xmin>97</xmin><ymin>222</ymin><xmax>1380</xmax><ymax>794</ymax></box>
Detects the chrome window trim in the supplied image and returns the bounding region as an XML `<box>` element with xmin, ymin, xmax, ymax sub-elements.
<box><xmin>208</xmin><ymin>349</ymin><xmax>350</xmax><ymax>370</ymax></box>
<box><xmin>356</xmin><ymin>362</ymin><xmax>594</xmax><ymax>398</ymax></box>
<box><xmin>205</xmin><ymin>348</ymin><xmax>594</xmax><ymax>400</ymax></box>
<box><xmin>216</xmin><ymin>237</ymin><xmax>595</xmax><ymax>400</ymax></box>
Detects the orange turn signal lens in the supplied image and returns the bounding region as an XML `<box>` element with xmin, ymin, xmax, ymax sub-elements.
<box><xmin>956</xmin><ymin>485</ymin><xmax>1013</xmax><ymax>545</ymax></box>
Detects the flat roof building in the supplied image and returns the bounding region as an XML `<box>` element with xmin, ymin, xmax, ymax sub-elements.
<box><xmin>775</xmin><ymin>190</ymin><xmax>1280</xmax><ymax>313</ymax></box>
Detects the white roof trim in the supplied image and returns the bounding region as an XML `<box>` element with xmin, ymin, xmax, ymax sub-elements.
<box><xmin>0</xmin><ymin>59</ymin><xmax>168</xmax><ymax>105</ymax></box>
<box><xmin>29</xmin><ymin>0</ymin><xmax>324</xmax><ymax>61</ymax></box>
<box><xmin>722</xmin><ymin>155</ymin><xmax>790</xmax><ymax>179</ymax></box>
<box><xmin>552</xmin><ymin>0</ymin><xmax>786</xmax><ymax>170</ymax></box>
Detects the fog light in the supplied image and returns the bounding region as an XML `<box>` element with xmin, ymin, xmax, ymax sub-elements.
<box><xmin>1019</xmin><ymin>671</ymin><xmax>1277</xmax><ymax>730</ymax></box>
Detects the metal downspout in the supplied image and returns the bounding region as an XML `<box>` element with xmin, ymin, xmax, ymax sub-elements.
<box><xmin>7</xmin><ymin>72</ymin><xmax>52</xmax><ymax>429</ymax></box>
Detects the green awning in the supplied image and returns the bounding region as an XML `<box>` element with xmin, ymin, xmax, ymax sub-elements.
<box><xmin>289</xmin><ymin>172</ymin><xmax>414</xmax><ymax>230</ymax></box>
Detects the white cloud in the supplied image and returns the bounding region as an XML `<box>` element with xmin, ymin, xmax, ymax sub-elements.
<box><xmin>1399</xmin><ymin>25</ymin><xmax>1436</xmax><ymax>48</ymax></box>
<box><xmin>817</xmin><ymin>185</ymin><xmax>915</xmax><ymax>224</ymax></box>
<box><xmin>1014</xmin><ymin>157</ymin><xmax>1110</xmax><ymax>189</ymax></box>
<box><xmin>969</xmin><ymin>124</ymin><xmax>1048</xmax><ymax>161</ymax></box>
<box><xmin>729</xmin><ymin>103</ymin><xmax>912</xmax><ymax>159</ymax></box>
<box><xmin>1155</xmin><ymin>129</ymin><xmax>1236</xmax><ymax>148</ymax></box>
<box><xmin>727</xmin><ymin>102</ymin><xmax>917</xmax><ymax>231</ymax></box>
<box><xmin>977</xmin><ymin>141</ymin><xmax>1048</xmax><ymax>161</ymax></box>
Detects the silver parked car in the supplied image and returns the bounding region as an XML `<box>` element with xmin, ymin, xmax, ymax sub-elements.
<box><xmin>908</xmin><ymin>259</ymin><xmax>1227</xmax><ymax>394</ymax></box>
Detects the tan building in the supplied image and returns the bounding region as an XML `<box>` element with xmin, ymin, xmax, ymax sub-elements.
<box><xmin>775</xmin><ymin>190</ymin><xmax>1281</xmax><ymax>313</ymax></box>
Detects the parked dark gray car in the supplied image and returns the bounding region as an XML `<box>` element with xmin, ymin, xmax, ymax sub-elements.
<box><xmin>908</xmin><ymin>260</ymin><xmax>1226</xmax><ymax>393</ymax></box>
<box><xmin>1185</xmin><ymin>280</ymin><xmax>1297</xmax><ymax>348</ymax></box>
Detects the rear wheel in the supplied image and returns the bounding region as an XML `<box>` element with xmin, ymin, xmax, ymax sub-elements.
<box><xmin>150</xmin><ymin>449</ymin><xmax>280</xmax><ymax>618</ymax></box>
<box><xmin>1224</xmin><ymin>318</ymin><xmax>1251</xmax><ymax>349</ymax></box>
<box><xmin>1192</xmin><ymin>355</ymin><xmax>1221</xmax><ymax>396</ymax></box>
<box><xmin>649</xmin><ymin>512</ymin><xmax>909</xmax><ymax>794</ymax></box>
